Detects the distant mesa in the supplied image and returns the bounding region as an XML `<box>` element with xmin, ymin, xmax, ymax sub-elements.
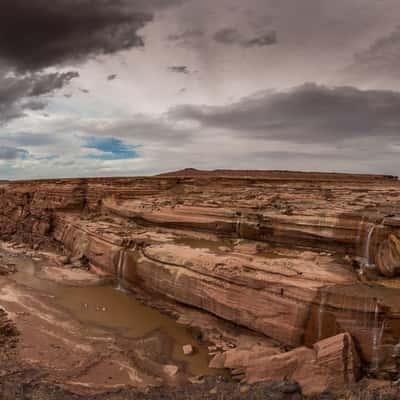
<box><xmin>157</xmin><ymin>168</ymin><xmax>398</xmax><ymax>181</ymax></box>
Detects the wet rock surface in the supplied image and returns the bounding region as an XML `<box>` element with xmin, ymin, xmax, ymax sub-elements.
<box><xmin>1</xmin><ymin>170</ymin><xmax>400</xmax><ymax>397</ymax></box>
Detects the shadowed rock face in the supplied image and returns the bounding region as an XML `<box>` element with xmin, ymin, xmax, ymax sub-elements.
<box><xmin>0</xmin><ymin>308</ymin><xmax>18</xmax><ymax>341</ymax></box>
<box><xmin>1</xmin><ymin>170</ymin><xmax>400</xmax><ymax>394</ymax></box>
<box><xmin>0</xmin><ymin>307</ymin><xmax>18</xmax><ymax>373</ymax></box>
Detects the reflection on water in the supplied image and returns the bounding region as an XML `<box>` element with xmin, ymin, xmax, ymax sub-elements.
<box><xmin>57</xmin><ymin>285</ymin><xmax>217</xmax><ymax>376</ymax></box>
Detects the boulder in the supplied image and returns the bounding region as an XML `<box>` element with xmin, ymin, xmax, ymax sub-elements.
<box><xmin>163</xmin><ymin>364</ymin><xmax>179</xmax><ymax>378</ymax></box>
<box><xmin>245</xmin><ymin>333</ymin><xmax>360</xmax><ymax>396</ymax></box>
<box><xmin>182</xmin><ymin>344</ymin><xmax>194</xmax><ymax>355</ymax></box>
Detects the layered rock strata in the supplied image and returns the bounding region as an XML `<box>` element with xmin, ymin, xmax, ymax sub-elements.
<box><xmin>210</xmin><ymin>332</ymin><xmax>360</xmax><ymax>395</ymax></box>
<box><xmin>1</xmin><ymin>170</ymin><xmax>400</xmax><ymax>392</ymax></box>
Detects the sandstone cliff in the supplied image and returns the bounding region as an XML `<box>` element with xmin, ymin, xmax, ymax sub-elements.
<box><xmin>1</xmin><ymin>170</ymin><xmax>400</xmax><ymax>393</ymax></box>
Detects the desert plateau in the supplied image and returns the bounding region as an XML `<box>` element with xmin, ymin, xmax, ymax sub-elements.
<box><xmin>0</xmin><ymin>169</ymin><xmax>399</xmax><ymax>399</ymax></box>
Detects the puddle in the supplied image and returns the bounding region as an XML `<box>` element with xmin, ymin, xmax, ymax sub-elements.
<box><xmin>1</xmin><ymin>246</ymin><xmax>219</xmax><ymax>378</ymax></box>
<box><xmin>255</xmin><ymin>249</ymin><xmax>295</xmax><ymax>259</ymax></box>
<box><xmin>174</xmin><ymin>237</ymin><xmax>233</xmax><ymax>254</ymax></box>
<box><xmin>57</xmin><ymin>285</ymin><xmax>217</xmax><ymax>376</ymax></box>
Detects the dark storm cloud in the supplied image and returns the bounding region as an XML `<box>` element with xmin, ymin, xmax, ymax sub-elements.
<box><xmin>168</xmin><ymin>29</ymin><xmax>205</xmax><ymax>42</ymax></box>
<box><xmin>29</xmin><ymin>72</ymin><xmax>79</xmax><ymax>96</ymax></box>
<box><xmin>167</xmin><ymin>29</ymin><xmax>205</xmax><ymax>48</ymax></box>
<box><xmin>244</xmin><ymin>31</ymin><xmax>277</xmax><ymax>47</ymax></box>
<box><xmin>343</xmin><ymin>26</ymin><xmax>400</xmax><ymax>82</ymax></box>
<box><xmin>170</xmin><ymin>83</ymin><xmax>400</xmax><ymax>143</ymax></box>
<box><xmin>0</xmin><ymin>147</ymin><xmax>28</xmax><ymax>161</ymax></box>
<box><xmin>0</xmin><ymin>0</ymin><xmax>181</xmax><ymax>72</ymax></box>
<box><xmin>168</xmin><ymin>66</ymin><xmax>190</xmax><ymax>74</ymax></box>
<box><xmin>213</xmin><ymin>28</ymin><xmax>242</xmax><ymax>45</ymax></box>
<box><xmin>213</xmin><ymin>28</ymin><xmax>277</xmax><ymax>47</ymax></box>
<box><xmin>22</xmin><ymin>101</ymin><xmax>47</xmax><ymax>111</ymax></box>
<box><xmin>0</xmin><ymin>71</ymin><xmax>78</xmax><ymax>124</ymax></box>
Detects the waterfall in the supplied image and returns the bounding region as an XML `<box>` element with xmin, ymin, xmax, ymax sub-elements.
<box><xmin>236</xmin><ymin>214</ymin><xmax>243</xmax><ymax>237</ymax></box>
<box><xmin>370</xmin><ymin>299</ymin><xmax>385</xmax><ymax>373</ymax></box>
<box><xmin>356</xmin><ymin>216</ymin><xmax>366</xmax><ymax>247</ymax></box>
<box><xmin>317</xmin><ymin>292</ymin><xmax>327</xmax><ymax>341</ymax></box>
<box><xmin>116</xmin><ymin>249</ymin><xmax>125</xmax><ymax>291</ymax></box>
<box><xmin>365</xmin><ymin>224</ymin><xmax>376</xmax><ymax>266</ymax></box>
<box><xmin>364</xmin><ymin>215</ymin><xmax>388</xmax><ymax>267</ymax></box>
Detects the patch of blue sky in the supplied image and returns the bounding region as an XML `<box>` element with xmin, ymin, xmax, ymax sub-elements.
<box><xmin>83</xmin><ymin>137</ymin><xmax>140</xmax><ymax>160</ymax></box>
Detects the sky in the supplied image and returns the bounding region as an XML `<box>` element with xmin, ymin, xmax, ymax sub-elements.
<box><xmin>1</xmin><ymin>0</ymin><xmax>400</xmax><ymax>179</ymax></box>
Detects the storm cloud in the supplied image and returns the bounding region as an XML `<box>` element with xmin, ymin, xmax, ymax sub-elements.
<box><xmin>168</xmin><ymin>29</ymin><xmax>204</xmax><ymax>43</ymax></box>
<box><xmin>344</xmin><ymin>26</ymin><xmax>400</xmax><ymax>84</ymax></box>
<box><xmin>29</xmin><ymin>72</ymin><xmax>79</xmax><ymax>96</ymax></box>
<box><xmin>2</xmin><ymin>0</ymin><xmax>400</xmax><ymax>179</ymax></box>
<box><xmin>213</xmin><ymin>28</ymin><xmax>277</xmax><ymax>48</ymax></box>
<box><xmin>0</xmin><ymin>71</ymin><xmax>78</xmax><ymax>124</ymax></box>
<box><xmin>0</xmin><ymin>0</ymin><xmax>181</xmax><ymax>72</ymax></box>
<box><xmin>170</xmin><ymin>83</ymin><xmax>400</xmax><ymax>143</ymax></box>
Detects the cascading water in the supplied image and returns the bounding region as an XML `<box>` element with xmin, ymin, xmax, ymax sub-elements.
<box><xmin>370</xmin><ymin>299</ymin><xmax>385</xmax><ymax>373</ymax></box>
<box><xmin>236</xmin><ymin>213</ymin><xmax>243</xmax><ymax>237</ymax></box>
<box><xmin>356</xmin><ymin>216</ymin><xmax>365</xmax><ymax>243</ymax></box>
<box><xmin>365</xmin><ymin>224</ymin><xmax>376</xmax><ymax>266</ymax></box>
<box><xmin>363</xmin><ymin>215</ymin><xmax>389</xmax><ymax>266</ymax></box>
<box><xmin>116</xmin><ymin>249</ymin><xmax>125</xmax><ymax>291</ymax></box>
<box><xmin>317</xmin><ymin>292</ymin><xmax>327</xmax><ymax>341</ymax></box>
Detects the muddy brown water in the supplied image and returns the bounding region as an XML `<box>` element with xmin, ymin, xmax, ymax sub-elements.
<box><xmin>58</xmin><ymin>285</ymin><xmax>215</xmax><ymax>376</ymax></box>
<box><xmin>173</xmin><ymin>237</ymin><xmax>234</xmax><ymax>253</ymax></box>
<box><xmin>173</xmin><ymin>236</ymin><xmax>292</xmax><ymax>259</ymax></box>
<box><xmin>2</xmin><ymin>248</ymin><xmax>219</xmax><ymax>377</ymax></box>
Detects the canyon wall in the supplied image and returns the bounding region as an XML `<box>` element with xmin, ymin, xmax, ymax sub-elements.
<box><xmin>1</xmin><ymin>170</ymin><xmax>400</xmax><ymax>386</ymax></box>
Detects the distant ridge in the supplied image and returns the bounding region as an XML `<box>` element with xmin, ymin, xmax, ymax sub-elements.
<box><xmin>157</xmin><ymin>168</ymin><xmax>398</xmax><ymax>181</ymax></box>
<box><xmin>2</xmin><ymin>170</ymin><xmax>398</xmax><ymax>183</ymax></box>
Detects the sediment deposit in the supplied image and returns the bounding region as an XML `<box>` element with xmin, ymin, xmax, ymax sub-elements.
<box><xmin>1</xmin><ymin>169</ymin><xmax>400</xmax><ymax>397</ymax></box>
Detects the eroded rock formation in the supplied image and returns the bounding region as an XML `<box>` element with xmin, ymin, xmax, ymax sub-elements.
<box><xmin>210</xmin><ymin>332</ymin><xmax>360</xmax><ymax>395</ymax></box>
<box><xmin>1</xmin><ymin>170</ymin><xmax>400</xmax><ymax>394</ymax></box>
